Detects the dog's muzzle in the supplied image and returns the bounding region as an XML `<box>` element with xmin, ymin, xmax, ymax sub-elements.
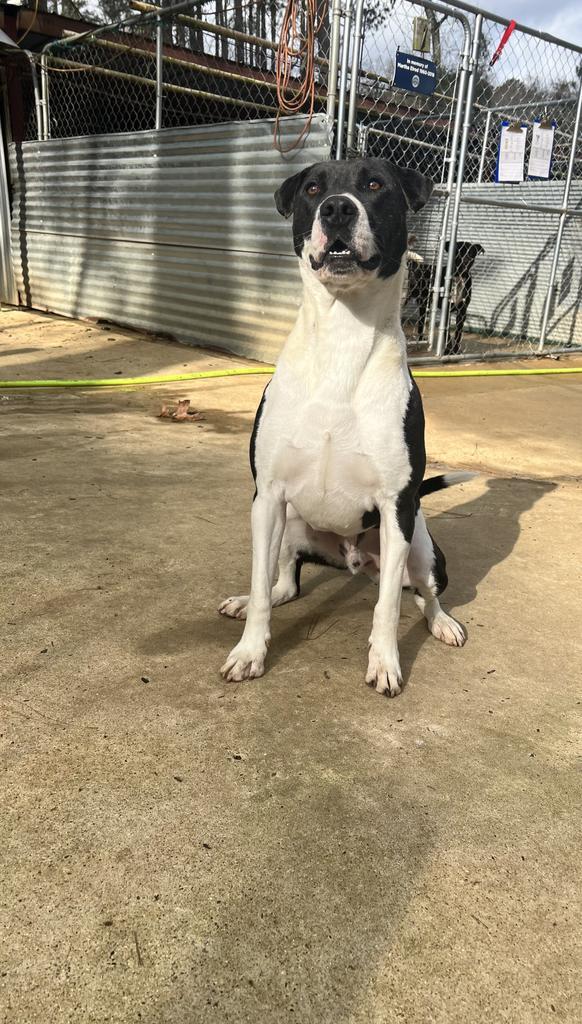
<box><xmin>309</xmin><ymin>194</ymin><xmax>379</xmax><ymax>276</ymax></box>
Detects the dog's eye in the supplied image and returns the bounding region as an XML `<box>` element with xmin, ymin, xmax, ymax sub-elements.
<box><xmin>305</xmin><ymin>182</ymin><xmax>321</xmax><ymax>196</ymax></box>
<box><xmin>368</xmin><ymin>179</ymin><xmax>383</xmax><ymax>191</ymax></box>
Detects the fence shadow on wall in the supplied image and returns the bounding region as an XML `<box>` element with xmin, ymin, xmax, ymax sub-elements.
<box><xmin>485</xmin><ymin>196</ymin><xmax>582</xmax><ymax>347</ymax></box>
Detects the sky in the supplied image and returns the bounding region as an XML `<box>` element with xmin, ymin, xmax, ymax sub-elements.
<box><xmin>480</xmin><ymin>0</ymin><xmax>582</xmax><ymax>47</ymax></box>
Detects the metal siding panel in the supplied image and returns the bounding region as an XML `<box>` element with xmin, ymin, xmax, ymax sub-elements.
<box><xmin>9</xmin><ymin>115</ymin><xmax>331</xmax><ymax>361</ymax></box>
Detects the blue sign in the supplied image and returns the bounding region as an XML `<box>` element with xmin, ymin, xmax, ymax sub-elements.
<box><xmin>393</xmin><ymin>51</ymin><xmax>437</xmax><ymax>96</ymax></box>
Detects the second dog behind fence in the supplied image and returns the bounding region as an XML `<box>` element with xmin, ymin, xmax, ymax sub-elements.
<box><xmin>408</xmin><ymin>242</ymin><xmax>485</xmax><ymax>354</ymax></box>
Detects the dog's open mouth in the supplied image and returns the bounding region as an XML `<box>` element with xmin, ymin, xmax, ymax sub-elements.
<box><xmin>309</xmin><ymin>238</ymin><xmax>356</xmax><ymax>272</ymax></box>
<box><xmin>327</xmin><ymin>238</ymin><xmax>354</xmax><ymax>260</ymax></box>
<box><xmin>309</xmin><ymin>238</ymin><xmax>380</xmax><ymax>275</ymax></box>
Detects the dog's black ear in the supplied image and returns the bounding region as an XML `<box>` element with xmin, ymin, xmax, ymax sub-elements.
<box><xmin>274</xmin><ymin>167</ymin><xmax>310</xmax><ymax>218</ymax></box>
<box><xmin>387</xmin><ymin>163</ymin><xmax>434</xmax><ymax>212</ymax></box>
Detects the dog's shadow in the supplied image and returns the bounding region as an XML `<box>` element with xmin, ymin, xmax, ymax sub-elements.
<box><xmin>265</xmin><ymin>475</ymin><xmax>555</xmax><ymax>678</ymax></box>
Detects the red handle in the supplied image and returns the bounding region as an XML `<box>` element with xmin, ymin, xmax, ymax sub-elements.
<box><xmin>490</xmin><ymin>19</ymin><xmax>517</xmax><ymax>67</ymax></box>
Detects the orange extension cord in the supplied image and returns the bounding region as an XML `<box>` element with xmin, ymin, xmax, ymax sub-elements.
<box><xmin>274</xmin><ymin>0</ymin><xmax>328</xmax><ymax>152</ymax></box>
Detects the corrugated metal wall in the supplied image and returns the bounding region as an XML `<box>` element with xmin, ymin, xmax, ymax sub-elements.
<box><xmin>411</xmin><ymin>182</ymin><xmax>582</xmax><ymax>348</ymax></box>
<box><xmin>8</xmin><ymin>118</ymin><xmax>580</xmax><ymax>355</ymax></box>
<box><xmin>8</xmin><ymin>114</ymin><xmax>331</xmax><ymax>363</ymax></box>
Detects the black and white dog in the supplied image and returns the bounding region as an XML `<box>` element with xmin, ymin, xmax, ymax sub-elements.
<box><xmin>409</xmin><ymin>241</ymin><xmax>485</xmax><ymax>354</ymax></box>
<box><xmin>219</xmin><ymin>159</ymin><xmax>469</xmax><ymax>697</ymax></box>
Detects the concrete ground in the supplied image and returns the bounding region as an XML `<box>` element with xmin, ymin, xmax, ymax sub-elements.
<box><xmin>1</xmin><ymin>309</ymin><xmax>581</xmax><ymax>1024</ymax></box>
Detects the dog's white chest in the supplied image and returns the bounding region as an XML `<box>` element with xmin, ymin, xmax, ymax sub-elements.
<box><xmin>270</xmin><ymin>401</ymin><xmax>382</xmax><ymax>533</ymax></box>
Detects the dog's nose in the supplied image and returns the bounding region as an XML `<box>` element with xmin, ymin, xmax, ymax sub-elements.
<box><xmin>319</xmin><ymin>195</ymin><xmax>357</xmax><ymax>232</ymax></box>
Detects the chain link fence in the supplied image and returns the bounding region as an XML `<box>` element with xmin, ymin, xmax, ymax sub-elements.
<box><xmin>338</xmin><ymin>0</ymin><xmax>582</xmax><ymax>360</ymax></box>
<box><xmin>23</xmin><ymin>1</ymin><xmax>333</xmax><ymax>141</ymax></box>
<box><xmin>332</xmin><ymin>0</ymin><xmax>472</xmax><ymax>355</ymax></box>
<box><xmin>344</xmin><ymin>0</ymin><xmax>467</xmax><ymax>182</ymax></box>
<box><xmin>453</xmin><ymin>13</ymin><xmax>582</xmax><ymax>359</ymax></box>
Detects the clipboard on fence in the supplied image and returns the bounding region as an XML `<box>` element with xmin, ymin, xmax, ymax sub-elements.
<box><xmin>527</xmin><ymin>119</ymin><xmax>556</xmax><ymax>179</ymax></box>
<box><xmin>495</xmin><ymin>120</ymin><xmax>528</xmax><ymax>182</ymax></box>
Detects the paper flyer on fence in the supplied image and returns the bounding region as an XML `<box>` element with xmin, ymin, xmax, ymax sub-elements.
<box><xmin>527</xmin><ymin>121</ymin><xmax>555</xmax><ymax>179</ymax></box>
<box><xmin>496</xmin><ymin>123</ymin><xmax>527</xmax><ymax>182</ymax></box>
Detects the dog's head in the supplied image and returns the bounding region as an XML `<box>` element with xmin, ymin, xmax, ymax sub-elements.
<box><xmin>445</xmin><ymin>241</ymin><xmax>485</xmax><ymax>273</ymax></box>
<box><xmin>275</xmin><ymin>158</ymin><xmax>433</xmax><ymax>290</ymax></box>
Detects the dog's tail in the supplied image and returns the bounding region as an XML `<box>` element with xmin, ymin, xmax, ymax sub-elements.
<box><xmin>419</xmin><ymin>471</ymin><xmax>476</xmax><ymax>498</ymax></box>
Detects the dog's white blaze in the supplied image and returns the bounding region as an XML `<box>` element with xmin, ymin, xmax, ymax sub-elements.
<box><xmin>343</xmin><ymin>193</ymin><xmax>377</xmax><ymax>261</ymax></box>
<box><xmin>311</xmin><ymin>214</ymin><xmax>327</xmax><ymax>255</ymax></box>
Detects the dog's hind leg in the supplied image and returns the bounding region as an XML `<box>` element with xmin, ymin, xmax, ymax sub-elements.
<box><xmin>407</xmin><ymin>509</ymin><xmax>466</xmax><ymax>647</ymax></box>
<box><xmin>219</xmin><ymin>507</ymin><xmax>346</xmax><ymax>620</ymax></box>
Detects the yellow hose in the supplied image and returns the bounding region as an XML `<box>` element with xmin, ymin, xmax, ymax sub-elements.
<box><xmin>0</xmin><ymin>365</ymin><xmax>581</xmax><ymax>389</ymax></box>
<box><xmin>0</xmin><ymin>368</ymin><xmax>273</xmax><ymax>389</ymax></box>
<box><xmin>1</xmin><ymin>364</ymin><xmax>581</xmax><ymax>387</ymax></box>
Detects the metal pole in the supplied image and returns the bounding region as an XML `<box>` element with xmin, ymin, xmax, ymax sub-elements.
<box><xmin>436</xmin><ymin>13</ymin><xmax>483</xmax><ymax>358</ymax></box>
<box><xmin>155</xmin><ymin>15</ymin><xmax>163</xmax><ymax>129</ymax></box>
<box><xmin>0</xmin><ymin>90</ymin><xmax>18</xmax><ymax>305</ymax></box>
<box><xmin>326</xmin><ymin>0</ymin><xmax>343</xmax><ymax>122</ymax></box>
<box><xmin>335</xmin><ymin>2</ymin><xmax>353</xmax><ymax>160</ymax></box>
<box><xmin>538</xmin><ymin>73</ymin><xmax>582</xmax><ymax>352</ymax></box>
<box><xmin>46</xmin><ymin>53</ymin><xmax>277</xmax><ymax>112</ymax></box>
<box><xmin>346</xmin><ymin>0</ymin><xmax>364</xmax><ymax>155</ymax></box>
<box><xmin>368</xmin><ymin>125</ymin><xmax>447</xmax><ymax>154</ymax></box>
<box><xmin>486</xmin><ymin>98</ymin><xmax>577</xmax><ymax>112</ymax></box>
<box><xmin>408</xmin><ymin>344</ymin><xmax>582</xmax><ymax>365</ymax></box>
<box><xmin>477</xmin><ymin>108</ymin><xmax>491</xmax><ymax>183</ymax></box>
<box><xmin>39</xmin><ymin>53</ymin><xmax>50</xmax><ymax>140</ymax></box>
<box><xmin>25</xmin><ymin>53</ymin><xmax>43</xmax><ymax>142</ymax></box>
<box><xmin>425</xmin><ymin>11</ymin><xmax>472</xmax><ymax>351</ymax></box>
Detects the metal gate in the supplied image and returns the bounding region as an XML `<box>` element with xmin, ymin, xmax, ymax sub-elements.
<box><xmin>335</xmin><ymin>0</ymin><xmax>582</xmax><ymax>361</ymax></box>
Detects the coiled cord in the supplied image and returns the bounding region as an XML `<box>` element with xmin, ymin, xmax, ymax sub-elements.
<box><xmin>274</xmin><ymin>0</ymin><xmax>328</xmax><ymax>153</ymax></box>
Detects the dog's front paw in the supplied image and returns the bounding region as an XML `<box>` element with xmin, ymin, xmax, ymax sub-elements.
<box><xmin>428</xmin><ymin>609</ymin><xmax>466</xmax><ymax>647</ymax></box>
<box><xmin>366</xmin><ymin>645</ymin><xmax>403</xmax><ymax>697</ymax></box>
<box><xmin>220</xmin><ymin>638</ymin><xmax>268</xmax><ymax>682</ymax></box>
<box><xmin>218</xmin><ymin>595</ymin><xmax>249</xmax><ymax>620</ymax></box>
